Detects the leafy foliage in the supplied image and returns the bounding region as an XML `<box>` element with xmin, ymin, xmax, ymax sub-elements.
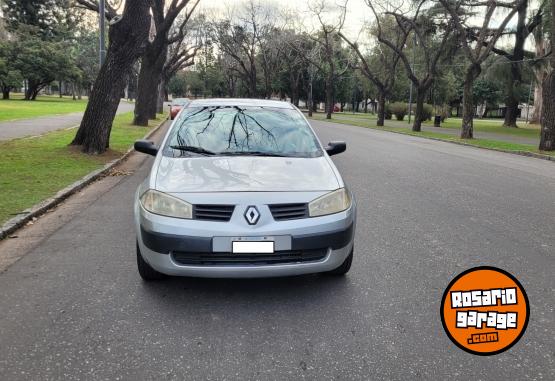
<box><xmin>389</xmin><ymin>102</ymin><xmax>408</xmax><ymax>121</ymax></box>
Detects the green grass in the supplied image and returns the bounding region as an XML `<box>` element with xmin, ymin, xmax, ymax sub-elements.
<box><xmin>308</xmin><ymin>112</ymin><xmax>553</xmax><ymax>158</ymax></box>
<box><xmin>422</xmin><ymin>118</ymin><xmax>540</xmax><ymax>139</ymax></box>
<box><xmin>0</xmin><ymin>93</ymin><xmax>89</xmax><ymax>121</ymax></box>
<box><xmin>378</xmin><ymin>127</ymin><xmax>550</xmax><ymax>153</ymax></box>
<box><xmin>0</xmin><ymin>112</ymin><xmax>166</xmax><ymax>225</ymax></box>
<box><xmin>310</xmin><ymin>112</ymin><xmax>540</xmax><ymax>139</ymax></box>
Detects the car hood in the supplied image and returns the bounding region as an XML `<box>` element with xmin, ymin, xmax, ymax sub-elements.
<box><xmin>155</xmin><ymin>155</ymin><xmax>340</xmax><ymax>193</ymax></box>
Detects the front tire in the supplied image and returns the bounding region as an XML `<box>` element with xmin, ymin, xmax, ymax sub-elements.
<box><xmin>325</xmin><ymin>247</ymin><xmax>353</xmax><ymax>276</ymax></box>
<box><xmin>137</xmin><ymin>242</ymin><xmax>166</xmax><ymax>281</ymax></box>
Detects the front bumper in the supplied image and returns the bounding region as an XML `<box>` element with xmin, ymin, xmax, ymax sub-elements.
<box><xmin>135</xmin><ymin>194</ymin><xmax>356</xmax><ymax>278</ymax></box>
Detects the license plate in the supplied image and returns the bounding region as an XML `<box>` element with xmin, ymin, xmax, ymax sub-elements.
<box><xmin>232</xmin><ymin>241</ymin><xmax>275</xmax><ymax>254</ymax></box>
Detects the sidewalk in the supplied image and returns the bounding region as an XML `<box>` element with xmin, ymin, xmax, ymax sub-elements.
<box><xmin>0</xmin><ymin>101</ymin><xmax>135</xmax><ymax>141</ymax></box>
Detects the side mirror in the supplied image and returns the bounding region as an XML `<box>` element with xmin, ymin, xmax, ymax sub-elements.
<box><xmin>134</xmin><ymin>140</ymin><xmax>158</xmax><ymax>156</ymax></box>
<box><xmin>325</xmin><ymin>141</ymin><xmax>346</xmax><ymax>156</ymax></box>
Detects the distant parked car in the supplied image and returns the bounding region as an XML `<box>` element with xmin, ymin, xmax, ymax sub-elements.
<box><xmin>170</xmin><ymin>98</ymin><xmax>190</xmax><ymax>120</ymax></box>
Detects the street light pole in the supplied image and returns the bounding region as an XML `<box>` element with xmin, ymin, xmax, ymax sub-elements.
<box><xmin>99</xmin><ymin>0</ymin><xmax>106</xmax><ymax>66</ymax></box>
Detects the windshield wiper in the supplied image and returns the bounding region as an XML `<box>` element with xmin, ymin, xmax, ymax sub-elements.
<box><xmin>170</xmin><ymin>145</ymin><xmax>216</xmax><ymax>156</ymax></box>
<box><xmin>221</xmin><ymin>151</ymin><xmax>288</xmax><ymax>157</ymax></box>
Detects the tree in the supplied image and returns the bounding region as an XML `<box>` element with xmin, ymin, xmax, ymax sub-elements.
<box><xmin>339</xmin><ymin>16</ymin><xmax>406</xmax><ymax>126</ymax></box>
<box><xmin>472</xmin><ymin>78</ymin><xmax>500</xmax><ymax>118</ymax></box>
<box><xmin>133</xmin><ymin>0</ymin><xmax>200</xmax><ymax>126</ymax></box>
<box><xmin>2</xmin><ymin>0</ymin><xmax>76</xmax><ymax>39</ymax></box>
<box><xmin>71</xmin><ymin>0</ymin><xmax>152</xmax><ymax>154</ymax></box>
<box><xmin>210</xmin><ymin>5</ymin><xmax>262</xmax><ymax>97</ymax></box>
<box><xmin>168</xmin><ymin>71</ymin><xmax>187</xmax><ymax>96</ymax></box>
<box><xmin>13</xmin><ymin>34</ymin><xmax>77</xmax><ymax>100</ymax></box>
<box><xmin>157</xmin><ymin>15</ymin><xmax>200</xmax><ymax>112</ymax></box>
<box><xmin>276</xmin><ymin>30</ymin><xmax>308</xmax><ymax>106</ymax></box>
<box><xmin>539</xmin><ymin>0</ymin><xmax>554</xmax><ymax>150</ymax></box>
<box><xmin>440</xmin><ymin>0</ymin><xmax>525</xmax><ymax>138</ymax></box>
<box><xmin>367</xmin><ymin>0</ymin><xmax>456</xmax><ymax>131</ymax></box>
<box><xmin>301</xmin><ymin>0</ymin><xmax>352</xmax><ymax>119</ymax></box>
<box><xmin>0</xmin><ymin>42</ymin><xmax>23</xmax><ymax>99</ymax></box>
<box><xmin>73</xmin><ymin>28</ymin><xmax>101</xmax><ymax>97</ymax></box>
<box><xmin>530</xmin><ymin>2</ymin><xmax>551</xmax><ymax>124</ymax></box>
<box><xmin>485</xmin><ymin>0</ymin><xmax>544</xmax><ymax>127</ymax></box>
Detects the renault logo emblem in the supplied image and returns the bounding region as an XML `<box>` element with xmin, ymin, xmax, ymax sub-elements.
<box><xmin>244</xmin><ymin>206</ymin><xmax>260</xmax><ymax>225</ymax></box>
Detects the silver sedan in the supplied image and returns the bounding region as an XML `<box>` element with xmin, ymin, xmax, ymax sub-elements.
<box><xmin>133</xmin><ymin>98</ymin><xmax>356</xmax><ymax>280</ymax></box>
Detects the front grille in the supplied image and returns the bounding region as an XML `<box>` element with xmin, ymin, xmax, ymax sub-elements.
<box><xmin>269</xmin><ymin>203</ymin><xmax>308</xmax><ymax>221</ymax></box>
<box><xmin>172</xmin><ymin>249</ymin><xmax>327</xmax><ymax>266</ymax></box>
<box><xmin>193</xmin><ymin>204</ymin><xmax>235</xmax><ymax>221</ymax></box>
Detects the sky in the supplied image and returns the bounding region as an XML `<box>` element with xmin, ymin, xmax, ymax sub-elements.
<box><xmin>198</xmin><ymin>0</ymin><xmax>373</xmax><ymax>41</ymax></box>
<box><xmin>196</xmin><ymin>0</ymin><xmax>537</xmax><ymax>50</ymax></box>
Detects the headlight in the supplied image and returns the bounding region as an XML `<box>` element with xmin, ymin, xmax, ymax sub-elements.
<box><xmin>309</xmin><ymin>188</ymin><xmax>351</xmax><ymax>217</ymax></box>
<box><xmin>140</xmin><ymin>189</ymin><xmax>192</xmax><ymax>219</ymax></box>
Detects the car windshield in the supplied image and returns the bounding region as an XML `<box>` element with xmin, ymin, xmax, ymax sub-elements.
<box><xmin>164</xmin><ymin>106</ymin><xmax>322</xmax><ymax>158</ymax></box>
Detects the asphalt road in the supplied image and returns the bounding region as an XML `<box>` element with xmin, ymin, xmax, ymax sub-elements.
<box><xmin>0</xmin><ymin>101</ymin><xmax>135</xmax><ymax>141</ymax></box>
<box><xmin>0</xmin><ymin>119</ymin><xmax>554</xmax><ymax>380</ymax></box>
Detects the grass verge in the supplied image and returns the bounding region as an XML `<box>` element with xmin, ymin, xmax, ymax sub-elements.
<box><xmin>0</xmin><ymin>94</ymin><xmax>89</xmax><ymax>122</ymax></box>
<box><xmin>0</xmin><ymin>112</ymin><xmax>166</xmax><ymax>225</ymax></box>
<box><xmin>309</xmin><ymin>112</ymin><xmax>540</xmax><ymax>139</ymax></box>
<box><xmin>308</xmin><ymin>113</ymin><xmax>554</xmax><ymax>158</ymax></box>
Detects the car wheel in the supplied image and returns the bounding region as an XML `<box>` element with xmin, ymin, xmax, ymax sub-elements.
<box><xmin>325</xmin><ymin>247</ymin><xmax>353</xmax><ymax>276</ymax></box>
<box><xmin>136</xmin><ymin>241</ymin><xmax>166</xmax><ymax>281</ymax></box>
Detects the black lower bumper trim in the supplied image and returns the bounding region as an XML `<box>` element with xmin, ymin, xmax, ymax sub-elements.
<box><xmin>140</xmin><ymin>223</ymin><xmax>354</xmax><ymax>254</ymax></box>
<box><xmin>140</xmin><ymin>227</ymin><xmax>212</xmax><ymax>254</ymax></box>
<box><xmin>291</xmin><ymin>223</ymin><xmax>354</xmax><ymax>251</ymax></box>
<box><xmin>172</xmin><ymin>249</ymin><xmax>328</xmax><ymax>266</ymax></box>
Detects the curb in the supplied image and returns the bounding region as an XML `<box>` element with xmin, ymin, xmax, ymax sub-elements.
<box><xmin>0</xmin><ymin>117</ymin><xmax>168</xmax><ymax>240</ymax></box>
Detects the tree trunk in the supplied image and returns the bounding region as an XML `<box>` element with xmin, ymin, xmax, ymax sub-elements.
<box><xmin>482</xmin><ymin>103</ymin><xmax>489</xmax><ymax>119</ymax></box>
<box><xmin>539</xmin><ymin>0</ymin><xmax>555</xmax><ymax>151</ymax></box>
<box><xmin>539</xmin><ymin>70</ymin><xmax>555</xmax><ymax>150</ymax></box>
<box><xmin>307</xmin><ymin>81</ymin><xmax>313</xmax><ymax>118</ymax></box>
<box><xmin>290</xmin><ymin>71</ymin><xmax>300</xmax><ymax>106</ymax></box>
<box><xmin>530</xmin><ymin>78</ymin><xmax>544</xmax><ymax>124</ymax></box>
<box><xmin>503</xmin><ymin>72</ymin><xmax>520</xmax><ymax>127</ymax></box>
<box><xmin>412</xmin><ymin>88</ymin><xmax>425</xmax><ymax>132</ymax></box>
<box><xmin>325</xmin><ymin>76</ymin><xmax>333</xmax><ymax>119</ymax></box>
<box><xmin>461</xmin><ymin>64</ymin><xmax>482</xmax><ymax>139</ymax></box>
<box><xmin>71</xmin><ymin>0</ymin><xmax>151</xmax><ymax>154</ymax></box>
<box><xmin>26</xmin><ymin>84</ymin><xmax>41</xmax><ymax>101</ymax></box>
<box><xmin>25</xmin><ymin>83</ymin><xmax>36</xmax><ymax>100</ymax></box>
<box><xmin>376</xmin><ymin>93</ymin><xmax>385</xmax><ymax>126</ymax></box>
<box><xmin>2</xmin><ymin>88</ymin><xmax>9</xmax><ymax>99</ymax></box>
<box><xmin>503</xmin><ymin>1</ymin><xmax>528</xmax><ymax>128</ymax></box>
<box><xmin>156</xmin><ymin>79</ymin><xmax>165</xmax><ymax>115</ymax></box>
<box><xmin>503</xmin><ymin>91</ymin><xmax>519</xmax><ymax>127</ymax></box>
<box><xmin>134</xmin><ymin>45</ymin><xmax>167</xmax><ymax>126</ymax></box>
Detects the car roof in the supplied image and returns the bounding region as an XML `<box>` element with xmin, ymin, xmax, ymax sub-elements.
<box><xmin>187</xmin><ymin>98</ymin><xmax>296</xmax><ymax>109</ymax></box>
